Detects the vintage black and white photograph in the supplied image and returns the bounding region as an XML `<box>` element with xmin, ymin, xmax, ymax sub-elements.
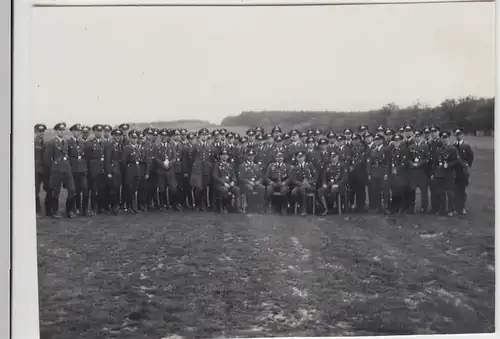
<box><xmin>32</xmin><ymin>2</ymin><xmax>495</xmax><ymax>338</ymax></box>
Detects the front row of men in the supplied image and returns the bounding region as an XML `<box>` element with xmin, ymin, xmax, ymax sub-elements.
<box><xmin>34</xmin><ymin>123</ymin><xmax>473</xmax><ymax>218</ymax></box>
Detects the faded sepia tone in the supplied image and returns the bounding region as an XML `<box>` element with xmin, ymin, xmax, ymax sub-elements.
<box><xmin>33</xmin><ymin>4</ymin><xmax>494</xmax><ymax>339</ymax></box>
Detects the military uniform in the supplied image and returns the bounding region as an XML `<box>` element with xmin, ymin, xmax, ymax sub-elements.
<box><xmin>212</xmin><ymin>149</ymin><xmax>241</xmax><ymax>213</ymax></box>
<box><xmin>84</xmin><ymin>125</ymin><xmax>108</xmax><ymax>214</ymax></box>
<box><xmin>347</xmin><ymin>135</ymin><xmax>368</xmax><ymax>212</ymax></box>
<box><xmin>318</xmin><ymin>154</ymin><xmax>348</xmax><ymax>214</ymax></box>
<box><xmin>190</xmin><ymin>129</ymin><xmax>217</xmax><ymax>210</ymax></box>
<box><xmin>454</xmin><ymin>129</ymin><xmax>474</xmax><ymax>214</ymax></box>
<box><xmin>238</xmin><ymin>150</ymin><xmax>266</xmax><ymax>211</ymax></box>
<box><xmin>388</xmin><ymin>136</ymin><xmax>410</xmax><ymax>213</ymax></box>
<box><xmin>265</xmin><ymin>152</ymin><xmax>291</xmax><ymax>212</ymax></box>
<box><xmin>366</xmin><ymin>137</ymin><xmax>390</xmax><ymax>213</ymax></box>
<box><xmin>34</xmin><ymin>124</ymin><xmax>51</xmax><ymax>216</ymax></box>
<box><xmin>154</xmin><ymin>133</ymin><xmax>179</xmax><ymax>211</ymax></box>
<box><xmin>290</xmin><ymin>152</ymin><xmax>317</xmax><ymax>215</ymax></box>
<box><xmin>121</xmin><ymin>131</ymin><xmax>147</xmax><ymax>213</ymax></box>
<box><xmin>104</xmin><ymin>129</ymin><xmax>124</xmax><ymax>214</ymax></box>
<box><xmin>407</xmin><ymin>133</ymin><xmax>430</xmax><ymax>212</ymax></box>
<box><xmin>68</xmin><ymin>124</ymin><xmax>89</xmax><ymax>215</ymax></box>
<box><xmin>428</xmin><ymin>129</ymin><xmax>443</xmax><ymax>212</ymax></box>
<box><xmin>431</xmin><ymin>132</ymin><xmax>460</xmax><ymax>215</ymax></box>
<box><xmin>44</xmin><ymin>122</ymin><xmax>76</xmax><ymax>218</ymax></box>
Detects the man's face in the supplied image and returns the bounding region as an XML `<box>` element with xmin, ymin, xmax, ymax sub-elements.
<box><xmin>338</xmin><ymin>139</ymin><xmax>346</xmax><ymax>146</ymax></box>
<box><xmin>104</xmin><ymin>131</ymin><xmax>111</xmax><ymax>138</ymax></box>
<box><xmin>345</xmin><ymin>132</ymin><xmax>352</xmax><ymax>140</ymax></box>
<box><xmin>56</xmin><ymin>129</ymin><xmax>65</xmax><ymax>138</ymax></box>
<box><xmin>307</xmin><ymin>142</ymin><xmax>315</xmax><ymax>149</ymax></box>
<box><xmin>291</xmin><ymin>134</ymin><xmax>299</xmax><ymax>142</ymax></box>
<box><xmin>113</xmin><ymin>135</ymin><xmax>122</xmax><ymax>142</ymax></box>
<box><xmin>200</xmin><ymin>134</ymin><xmax>208</xmax><ymax>142</ymax></box>
<box><xmin>456</xmin><ymin>134</ymin><xmax>464</xmax><ymax>142</ymax></box>
<box><xmin>443</xmin><ymin>136</ymin><xmax>451</xmax><ymax>145</ymax></box>
<box><xmin>247</xmin><ymin>155</ymin><xmax>255</xmax><ymax>163</ymax></box>
<box><xmin>162</xmin><ymin>136</ymin><xmax>169</xmax><ymax>143</ymax></box>
<box><xmin>72</xmin><ymin>130</ymin><xmax>81</xmax><ymax>138</ymax></box>
<box><xmin>365</xmin><ymin>136</ymin><xmax>373</xmax><ymax>144</ymax></box>
<box><xmin>404</xmin><ymin>131</ymin><xmax>413</xmax><ymax>139</ymax></box>
<box><xmin>331</xmin><ymin>155</ymin><xmax>339</xmax><ymax>164</ymax></box>
<box><xmin>94</xmin><ymin>131</ymin><xmax>103</xmax><ymax>139</ymax></box>
<box><xmin>276</xmin><ymin>154</ymin><xmax>284</xmax><ymax>163</ymax></box>
<box><xmin>432</xmin><ymin>131</ymin><xmax>439</xmax><ymax>139</ymax></box>
<box><xmin>297</xmin><ymin>156</ymin><xmax>305</xmax><ymax>164</ymax></box>
<box><xmin>82</xmin><ymin>131</ymin><xmax>90</xmax><ymax>139</ymax></box>
<box><xmin>319</xmin><ymin>144</ymin><xmax>327</xmax><ymax>151</ymax></box>
<box><xmin>130</xmin><ymin>136</ymin><xmax>138</xmax><ymax>145</ymax></box>
<box><xmin>180</xmin><ymin>133</ymin><xmax>187</xmax><ymax>141</ymax></box>
<box><xmin>35</xmin><ymin>131</ymin><xmax>44</xmax><ymax>139</ymax></box>
<box><xmin>221</xmin><ymin>154</ymin><xmax>229</xmax><ymax>162</ymax></box>
<box><xmin>375</xmin><ymin>138</ymin><xmax>383</xmax><ymax>146</ymax></box>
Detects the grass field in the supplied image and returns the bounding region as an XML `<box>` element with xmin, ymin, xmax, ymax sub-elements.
<box><xmin>36</xmin><ymin>136</ymin><xmax>495</xmax><ymax>339</ymax></box>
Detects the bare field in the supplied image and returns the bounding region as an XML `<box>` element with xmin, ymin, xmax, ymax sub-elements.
<box><xmin>36</xmin><ymin>137</ymin><xmax>495</xmax><ymax>339</ymax></box>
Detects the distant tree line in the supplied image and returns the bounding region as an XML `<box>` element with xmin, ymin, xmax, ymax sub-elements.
<box><xmin>221</xmin><ymin>96</ymin><xmax>494</xmax><ymax>135</ymax></box>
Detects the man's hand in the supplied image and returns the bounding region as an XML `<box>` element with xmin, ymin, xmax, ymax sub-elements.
<box><xmin>230</xmin><ymin>181</ymin><xmax>235</xmax><ymax>187</ymax></box>
<box><xmin>322</xmin><ymin>184</ymin><xmax>327</xmax><ymax>188</ymax></box>
<box><xmin>444</xmin><ymin>163</ymin><xmax>448</xmax><ymax>169</ymax></box>
<box><xmin>332</xmin><ymin>184</ymin><xmax>339</xmax><ymax>189</ymax></box>
<box><xmin>107</xmin><ymin>173</ymin><xmax>112</xmax><ymax>178</ymax></box>
<box><xmin>224</xmin><ymin>182</ymin><xmax>230</xmax><ymax>189</ymax></box>
<box><xmin>144</xmin><ymin>174</ymin><xmax>149</xmax><ymax>180</ymax></box>
<box><xmin>384</xmin><ymin>174</ymin><xmax>388</xmax><ymax>180</ymax></box>
<box><xmin>184</xmin><ymin>173</ymin><xmax>189</xmax><ymax>178</ymax></box>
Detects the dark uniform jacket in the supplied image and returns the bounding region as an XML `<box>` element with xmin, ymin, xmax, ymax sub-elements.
<box><xmin>290</xmin><ymin>162</ymin><xmax>317</xmax><ymax>186</ymax></box>
<box><xmin>190</xmin><ymin>141</ymin><xmax>217</xmax><ymax>187</ymax></box>
<box><xmin>44</xmin><ymin>137</ymin><xmax>72</xmax><ymax>174</ymax></box>
<box><xmin>213</xmin><ymin>160</ymin><xmax>237</xmax><ymax>185</ymax></box>
<box><xmin>266</xmin><ymin>161</ymin><xmax>291</xmax><ymax>185</ymax></box>
<box><xmin>367</xmin><ymin>144</ymin><xmax>389</xmax><ymax>179</ymax></box>
<box><xmin>238</xmin><ymin>160</ymin><xmax>263</xmax><ymax>185</ymax></box>
<box><xmin>104</xmin><ymin>140</ymin><xmax>123</xmax><ymax>175</ymax></box>
<box><xmin>34</xmin><ymin>136</ymin><xmax>46</xmax><ymax>174</ymax></box>
<box><xmin>122</xmin><ymin>144</ymin><xmax>149</xmax><ymax>178</ymax></box>
<box><xmin>67</xmin><ymin>137</ymin><xmax>88</xmax><ymax>173</ymax></box>
<box><xmin>85</xmin><ymin>137</ymin><xmax>107</xmax><ymax>178</ymax></box>
<box><xmin>153</xmin><ymin>142</ymin><xmax>176</xmax><ymax>176</ymax></box>
<box><xmin>432</xmin><ymin>144</ymin><xmax>459</xmax><ymax>179</ymax></box>
<box><xmin>322</xmin><ymin>162</ymin><xmax>348</xmax><ymax>187</ymax></box>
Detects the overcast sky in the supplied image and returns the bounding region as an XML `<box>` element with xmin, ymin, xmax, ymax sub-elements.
<box><xmin>31</xmin><ymin>3</ymin><xmax>495</xmax><ymax>125</ymax></box>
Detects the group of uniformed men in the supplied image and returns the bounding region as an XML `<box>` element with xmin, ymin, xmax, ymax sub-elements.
<box><xmin>34</xmin><ymin>122</ymin><xmax>474</xmax><ymax>219</ymax></box>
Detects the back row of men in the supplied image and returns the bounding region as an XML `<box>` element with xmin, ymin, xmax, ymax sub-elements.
<box><xmin>34</xmin><ymin>122</ymin><xmax>474</xmax><ymax>218</ymax></box>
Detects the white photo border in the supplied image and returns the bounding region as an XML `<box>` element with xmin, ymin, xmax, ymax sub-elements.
<box><xmin>11</xmin><ymin>1</ymin><xmax>499</xmax><ymax>339</ymax></box>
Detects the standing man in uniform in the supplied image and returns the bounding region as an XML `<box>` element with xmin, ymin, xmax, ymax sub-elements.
<box><xmin>428</xmin><ymin>126</ymin><xmax>442</xmax><ymax>213</ymax></box>
<box><xmin>190</xmin><ymin>128</ymin><xmax>216</xmax><ymax>211</ymax></box>
<box><xmin>68</xmin><ymin>123</ymin><xmax>89</xmax><ymax>216</ymax></box>
<box><xmin>121</xmin><ymin>130</ymin><xmax>143</xmax><ymax>213</ymax></box>
<box><xmin>85</xmin><ymin>124</ymin><xmax>107</xmax><ymax>215</ymax></box>
<box><xmin>431</xmin><ymin>131</ymin><xmax>459</xmax><ymax>216</ymax></box>
<box><xmin>154</xmin><ymin>130</ymin><xmax>179</xmax><ymax>211</ymax></box>
<box><xmin>388</xmin><ymin>134</ymin><xmax>409</xmax><ymax>214</ymax></box>
<box><xmin>34</xmin><ymin>124</ymin><xmax>50</xmax><ymax>217</ymax></box>
<box><xmin>43</xmin><ymin>122</ymin><xmax>76</xmax><ymax>218</ymax></box>
<box><xmin>367</xmin><ymin>134</ymin><xmax>390</xmax><ymax>213</ymax></box>
<box><xmin>104</xmin><ymin>129</ymin><xmax>124</xmax><ymax>215</ymax></box>
<box><xmin>454</xmin><ymin>128</ymin><xmax>474</xmax><ymax>215</ymax></box>
<box><xmin>407</xmin><ymin>130</ymin><xmax>430</xmax><ymax>213</ymax></box>
<box><xmin>348</xmin><ymin>134</ymin><xmax>368</xmax><ymax>212</ymax></box>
